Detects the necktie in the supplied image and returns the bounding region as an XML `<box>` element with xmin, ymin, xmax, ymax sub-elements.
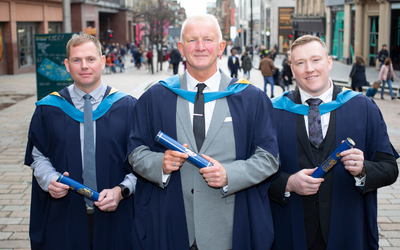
<box><xmin>193</xmin><ymin>83</ymin><xmax>206</xmax><ymax>151</ymax></box>
<box><xmin>306</xmin><ymin>98</ymin><xmax>323</xmax><ymax>148</ymax></box>
<box><xmin>82</xmin><ymin>94</ymin><xmax>96</xmax><ymax>206</ymax></box>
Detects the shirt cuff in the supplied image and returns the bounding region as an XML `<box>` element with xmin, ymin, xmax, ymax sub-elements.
<box><xmin>354</xmin><ymin>175</ymin><xmax>366</xmax><ymax>187</ymax></box>
<box><xmin>119</xmin><ymin>173</ymin><xmax>137</xmax><ymax>195</ymax></box>
<box><xmin>222</xmin><ymin>185</ymin><xmax>228</xmax><ymax>194</ymax></box>
<box><xmin>162</xmin><ymin>171</ymin><xmax>170</xmax><ymax>183</ymax></box>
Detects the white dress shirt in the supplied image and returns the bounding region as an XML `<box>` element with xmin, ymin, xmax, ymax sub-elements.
<box><xmin>187</xmin><ymin>69</ymin><xmax>221</xmax><ymax>134</ymax></box>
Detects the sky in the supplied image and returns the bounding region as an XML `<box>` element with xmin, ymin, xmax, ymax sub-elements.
<box><xmin>178</xmin><ymin>0</ymin><xmax>215</xmax><ymax>17</ymax></box>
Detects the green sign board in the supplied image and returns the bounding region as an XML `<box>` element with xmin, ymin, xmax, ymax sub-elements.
<box><xmin>35</xmin><ymin>33</ymin><xmax>79</xmax><ymax>100</ymax></box>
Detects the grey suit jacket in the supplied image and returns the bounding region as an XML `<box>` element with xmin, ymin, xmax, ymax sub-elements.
<box><xmin>129</xmin><ymin>70</ymin><xmax>279</xmax><ymax>250</ymax></box>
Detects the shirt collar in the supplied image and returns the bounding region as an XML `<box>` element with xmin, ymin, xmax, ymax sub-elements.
<box><xmin>299</xmin><ymin>78</ymin><xmax>333</xmax><ymax>105</ymax></box>
<box><xmin>186</xmin><ymin>69</ymin><xmax>221</xmax><ymax>92</ymax></box>
<box><xmin>73</xmin><ymin>81</ymin><xmax>107</xmax><ymax>102</ymax></box>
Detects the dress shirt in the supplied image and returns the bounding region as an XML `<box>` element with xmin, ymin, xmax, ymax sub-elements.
<box><xmin>30</xmin><ymin>82</ymin><xmax>136</xmax><ymax>194</ymax></box>
<box><xmin>298</xmin><ymin>79</ymin><xmax>365</xmax><ymax>186</ymax></box>
<box><xmin>187</xmin><ymin>69</ymin><xmax>221</xmax><ymax>134</ymax></box>
<box><xmin>299</xmin><ymin>79</ymin><xmax>333</xmax><ymax>139</ymax></box>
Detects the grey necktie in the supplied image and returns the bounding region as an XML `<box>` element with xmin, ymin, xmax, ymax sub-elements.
<box><xmin>82</xmin><ymin>94</ymin><xmax>96</xmax><ymax>206</ymax></box>
<box><xmin>193</xmin><ymin>83</ymin><xmax>206</xmax><ymax>151</ymax></box>
<box><xmin>306</xmin><ymin>98</ymin><xmax>323</xmax><ymax>148</ymax></box>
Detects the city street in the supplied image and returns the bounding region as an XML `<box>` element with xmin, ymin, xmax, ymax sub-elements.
<box><xmin>0</xmin><ymin>54</ymin><xmax>399</xmax><ymax>249</ymax></box>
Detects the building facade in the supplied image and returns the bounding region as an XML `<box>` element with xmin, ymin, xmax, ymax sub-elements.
<box><xmin>291</xmin><ymin>0</ymin><xmax>398</xmax><ymax>69</ymax></box>
<box><xmin>235</xmin><ymin>0</ymin><xmax>295</xmax><ymax>53</ymax></box>
<box><xmin>0</xmin><ymin>0</ymin><xmax>187</xmax><ymax>75</ymax></box>
<box><xmin>0</xmin><ymin>0</ymin><xmax>63</xmax><ymax>75</ymax></box>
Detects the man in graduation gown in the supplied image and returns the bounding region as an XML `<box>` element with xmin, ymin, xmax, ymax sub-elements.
<box><xmin>269</xmin><ymin>35</ymin><xmax>399</xmax><ymax>250</ymax></box>
<box><xmin>128</xmin><ymin>14</ymin><xmax>279</xmax><ymax>250</ymax></box>
<box><xmin>25</xmin><ymin>34</ymin><xmax>137</xmax><ymax>250</ymax></box>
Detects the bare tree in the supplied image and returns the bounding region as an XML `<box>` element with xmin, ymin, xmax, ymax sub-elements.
<box><xmin>135</xmin><ymin>0</ymin><xmax>176</xmax><ymax>72</ymax></box>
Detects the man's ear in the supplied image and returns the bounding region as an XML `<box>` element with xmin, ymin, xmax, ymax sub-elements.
<box><xmin>65</xmin><ymin>59</ymin><xmax>70</xmax><ymax>73</ymax></box>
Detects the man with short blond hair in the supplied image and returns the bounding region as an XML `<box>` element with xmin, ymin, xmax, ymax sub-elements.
<box><xmin>25</xmin><ymin>34</ymin><xmax>137</xmax><ymax>250</ymax></box>
<box><xmin>269</xmin><ymin>35</ymin><xmax>399</xmax><ymax>250</ymax></box>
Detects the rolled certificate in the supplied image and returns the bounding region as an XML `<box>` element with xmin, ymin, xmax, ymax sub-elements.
<box><xmin>155</xmin><ymin>131</ymin><xmax>213</xmax><ymax>168</ymax></box>
<box><xmin>56</xmin><ymin>174</ymin><xmax>99</xmax><ymax>201</ymax></box>
<box><xmin>311</xmin><ymin>138</ymin><xmax>355</xmax><ymax>178</ymax></box>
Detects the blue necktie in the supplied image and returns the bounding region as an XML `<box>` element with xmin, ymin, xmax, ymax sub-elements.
<box><xmin>306</xmin><ymin>98</ymin><xmax>323</xmax><ymax>148</ymax></box>
<box><xmin>82</xmin><ymin>94</ymin><xmax>96</xmax><ymax>206</ymax></box>
<box><xmin>193</xmin><ymin>83</ymin><xmax>206</xmax><ymax>151</ymax></box>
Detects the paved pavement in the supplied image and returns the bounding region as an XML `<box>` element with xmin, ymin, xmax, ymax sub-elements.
<box><xmin>0</xmin><ymin>53</ymin><xmax>399</xmax><ymax>249</ymax></box>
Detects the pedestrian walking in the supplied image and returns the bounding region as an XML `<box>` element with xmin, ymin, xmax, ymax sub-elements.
<box><xmin>349</xmin><ymin>55</ymin><xmax>368</xmax><ymax>92</ymax></box>
<box><xmin>378</xmin><ymin>44</ymin><xmax>389</xmax><ymax>69</ymax></box>
<box><xmin>281</xmin><ymin>54</ymin><xmax>293</xmax><ymax>91</ymax></box>
<box><xmin>146</xmin><ymin>47</ymin><xmax>153</xmax><ymax>73</ymax></box>
<box><xmin>241</xmin><ymin>52</ymin><xmax>252</xmax><ymax>79</ymax></box>
<box><xmin>169</xmin><ymin>47</ymin><xmax>181</xmax><ymax>75</ymax></box>
<box><xmin>379</xmin><ymin>57</ymin><xmax>397</xmax><ymax>100</ymax></box>
<box><xmin>228</xmin><ymin>48</ymin><xmax>240</xmax><ymax>78</ymax></box>
<box><xmin>259</xmin><ymin>52</ymin><xmax>279</xmax><ymax>98</ymax></box>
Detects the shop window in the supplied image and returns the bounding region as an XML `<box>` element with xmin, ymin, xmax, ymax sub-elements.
<box><xmin>48</xmin><ymin>22</ymin><xmax>62</xmax><ymax>34</ymax></box>
<box><xmin>368</xmin><ymin>17</ymin><xmax>379</xmax><ymax>66</ymax></box>
<box><xmin>17</xmin><ymin>23</ymin><xmax>37</xmax><ymax>68</ymax></box>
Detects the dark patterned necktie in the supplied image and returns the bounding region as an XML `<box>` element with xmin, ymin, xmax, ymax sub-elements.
<box><xmin>306</xmin><ymin>98</ymin><xmax>323</xmax><ymax>148</ymax></box>
<box><xmin>193</xmin><ymin>83</ymin><xmax>206</xmax><ymax>151</ymax></box>
<box><xmin>82</xmin><ymin>94</ymin><xmax>96</xmax><ymax>207</ymax></box>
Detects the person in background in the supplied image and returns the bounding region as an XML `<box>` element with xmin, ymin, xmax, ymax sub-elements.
<box><xmin>128</xmin><ymin>14</ymin><xmax>279</xmax><ymax>250</ymax></box>
<box><xmin>25</xmin><ymin>34</ymin><xmax>137</xmax><ymax>250</ymax></box>
<box><xmin>170</xmin><ymin>47</ymin><xmax>182</xmax><ymax>75</ymax></box>
<box><xmin>119</xmin><ymin>45</ymin><xmax>126</xmax><ymax>62</ymax></box>
<box><xmin>282</xmin><ymin>50</ymin><xmax>291</xmax><ymax>67</ymax></box>
<box><xmin>378</xmin><ymin>44</ymin><xmax>389</xmax><ymax>68</ymax></box>
<box><xmin>241</xmin><ymin>52</ymin><xmax>252</xmax><ymax>80</ymax></box>
<box><xmin>106</xmin><ymin>54</ymin><xmax>116</xmax><ymax>73</ymax></box>
<box><xmin>349</xmin><ymin>55</ymin><xmax>368</xmax><ymax>92</ymax></box>
<box><xmin>146</xmin><ymin>47</ymin><xmax>153</xmax><ymax>73</ymax></box>
<box><xmin>379</xmin><ymin>57</ymin><xmax>397</xmax><ymax>100</ymax></box>
<box><xmin>259</xmin><ymin>52</ymin><xmax>279</xmax><ymax>98</ymax></box>
<box><xmin>269</xmin><ymin>47</ymin><xmax>277</xmax><ymax>61</ymax></box>
<box><xmin>281</xmin><ymin>52</ymin><xmax>293</xmax><ymax>91</ymax></box>
<box><xmin>270</xmin><ymin>34</ymin><xmax>399</xmax><ymax>250</ymax></box>
<box><xmin>134</xmin><ymin>46</ymin><xmax>143</xmax><ymax>69</ymax></box>
<box><xmin>165</xmin><ymin>50</ymin><xmax>171</xmax><ymax>71</ymax></box>
<box><xmin>228</xmin><ymin>48</ymin><xmax>240</xmax><ymax>78</ymax></box>
<box><xmin>114</xmin><ymin>55</ymin><xmax>125</xmax><ymax>72</ymax></box>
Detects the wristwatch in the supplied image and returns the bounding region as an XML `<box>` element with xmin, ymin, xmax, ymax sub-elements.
<box><xmin>118</xmin><ymin>184</ymin><xmax>130</xmax><ymax>198</ymax></box>
<box><xmin>356</xmin><ymin>165</ymin><xmax>366</xmax><ymax>179</ymax></box>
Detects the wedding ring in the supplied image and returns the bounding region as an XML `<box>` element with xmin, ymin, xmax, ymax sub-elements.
<box><xmin>208</xmin><ymin>178</ymin><xmax>211</xmax><ymax>182</ymax></box>
<box><xmin>354</xmin><ymin>161</ymin><xmax>357</xmax><ymax>166</ymax></box>
<box><xmin>173</xmin><ymin>162</ymin><xmax>176</xmax><ymax>166</ymax></box>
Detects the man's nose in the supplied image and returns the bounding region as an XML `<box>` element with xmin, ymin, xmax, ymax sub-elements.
<box><xmin>196</xmin><ymin>40</ymin><xmax>206</xmax><ymax>50</ymax></box>
<box><xmin>81</xmin><ymin>59</ymin><xmax>89</xmax><ymax>68</ymax></box>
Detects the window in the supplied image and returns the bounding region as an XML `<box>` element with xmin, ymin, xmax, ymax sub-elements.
<box><xmin>48</xmin><ymin>22</ymin><xmax>62</xmax><ymax>34</ymax></box>
<box><xmin>17</xmin><ymin>23</ymin><xmax>37</xmax><ymax>68</ymax></box>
